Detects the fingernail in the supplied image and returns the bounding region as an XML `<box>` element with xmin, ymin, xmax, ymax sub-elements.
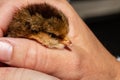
<box><xmin>0</xmin><ymin>41</ymin><xmax>13</xmax><ymax>62</ymax></box>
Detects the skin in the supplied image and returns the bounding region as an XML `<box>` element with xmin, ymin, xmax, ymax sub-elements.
<box><xmin>0</xmin><ymin>0</ymin><xmax>120</xmax><ymax>80</ymax></box>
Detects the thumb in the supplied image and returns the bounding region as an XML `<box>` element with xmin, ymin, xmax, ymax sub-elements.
<box><xmin>0</xmin><ymin>67</ymin><xmax>60</xmax><ymax>80</ymax></box>
<box><xmin>0</xmin><ymin>38</ymin><xmax>79</xmax><ymax>79</ymax></box>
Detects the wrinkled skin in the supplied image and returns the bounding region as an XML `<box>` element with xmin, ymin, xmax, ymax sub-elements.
<box><xmin>0</xmin><ymin>0</ymin><xmax>120</xmax><ymax>80</ymax></box>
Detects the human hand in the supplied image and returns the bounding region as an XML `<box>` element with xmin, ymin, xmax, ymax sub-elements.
<box><xmin>0</xmin><ymin>0</ymin><xmax>120</xmax><ymax>80</ymax></box>
<box><xmin>0</xmin><ymin>1</ymin><xmax>60</xmax><ymax>80</ymax></box>
<box><xmin>0</xmin><ymin>67</ymin><xmax>59</xmax><ymax>80</ymax></box>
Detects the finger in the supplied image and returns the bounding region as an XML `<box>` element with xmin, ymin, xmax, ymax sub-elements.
<box><xmin>0</xmin><ymin>67</ymin><xmax>60</xmax><ymax>80</ymax></box>
<box><xmin>0</xmin><ymin>0</ymin><xmax>26</xmax><ymax>36</ymax></box>
<box><xmin>0</xmin><ymin>38</ymin><xmax>80</xmax><ymax>79</ymax></box>
<box><xmin>0</xmin><ymin>3</ymin><xmax>15</xmax><ymax>36</ymax></box>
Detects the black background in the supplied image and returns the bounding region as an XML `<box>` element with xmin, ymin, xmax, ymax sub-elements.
<box><xmin>84</xmin><ymin>12</ymin><xmax>120</xmax><ymax>57</ymax></box>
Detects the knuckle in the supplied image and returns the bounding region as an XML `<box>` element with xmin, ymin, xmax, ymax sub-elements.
<box><xmin>34</xmin><ymin>46</ymin><xmax>51</xmax><ymax>73</ymax></box>
<box><xmin>24</xmin><ymin>42</ymin><xmax>38</xmax><ymax>69</ymax></box>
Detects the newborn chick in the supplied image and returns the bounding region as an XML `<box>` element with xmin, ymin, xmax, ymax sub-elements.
<box><xmin>5</xmin><ymin>4</ymin><xmax>71</xmax><ymax>49</ymax></box>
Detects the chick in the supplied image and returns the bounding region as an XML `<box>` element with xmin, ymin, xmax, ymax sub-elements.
<box><xmin>5</xmin><ymin>4</ymin><xmax>71</xmax><ymax>49</ymax></box>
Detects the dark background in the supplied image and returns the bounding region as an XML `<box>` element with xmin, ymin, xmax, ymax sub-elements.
<box><xmin>84</xmin><ymin>12</ymin><xmax>120</xmax><ymax>57</ymax></box>
<box><xmin>69</xmin><ymin>0</ymin><xmax>120</xmax><ymax>57</ymax></box>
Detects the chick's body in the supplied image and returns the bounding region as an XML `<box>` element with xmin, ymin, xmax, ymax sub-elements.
<box><xmin>5</xmin><ymin>4</ymin><xmax>70</xmax><ymax>49</ymax></box>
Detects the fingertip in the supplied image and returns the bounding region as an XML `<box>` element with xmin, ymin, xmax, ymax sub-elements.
<box><xmin>0</xmin><ymin>1</ymin><xmax>25</xmax><ymax>33</ymax></box>
<box><xmin>0</xmin><ymin>4</ymin><xmax>14</xmax><ymax>32</ymax></box>
<box><xmin>0</xmin><ymin>40</ymin><xmax>13</xmax><ymax>62</ymax></box>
